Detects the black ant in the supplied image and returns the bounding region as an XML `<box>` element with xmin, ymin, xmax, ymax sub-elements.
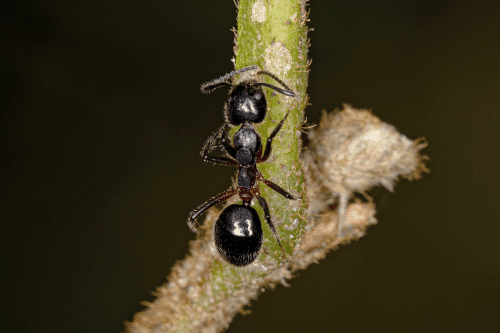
<box><xmin>187</xmin><ymin>110</ymin><xmax>299</xmax><ymax>266</ymax></box>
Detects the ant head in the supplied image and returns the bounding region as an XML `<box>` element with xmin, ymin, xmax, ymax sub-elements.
<box><xmin>201</xmin><ymin>65</ymin><xmax>296</xmax><ymax>127</ymax></box>
<box><xmin>226</xmin><ymin>83</ymin><xmax>267</xmax><ymax>126</ymax></box>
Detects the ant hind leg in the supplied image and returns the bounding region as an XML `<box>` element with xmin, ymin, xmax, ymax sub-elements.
<box><xmin>257</xmin><ymin>196</ymin><xmax>286</xmax><ymax>257</ymax></box>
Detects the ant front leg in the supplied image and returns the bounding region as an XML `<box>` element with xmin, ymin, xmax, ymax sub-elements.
<box><xmin>257</xmin><ymin>110</ymin><xmax>291</xmax><ymax>163</ymax></box>
<box><xmin>201</xmin><ymin>124</ymin><xmax>238</xmax><ymax>166</ymax></box>
<box><xmin>219</xmin><ymin>125</ymin><xmax>237</xmax><ymax>159</ymax></box>
<box><xmin>257</xmin><ymin>196</ymin><xmax>286</xmax><ymax>257</ymax></box>
<box><xmin>187</xmin><ymin>189</ymin><xmax>238</xmax><ymax>232</ymax></box>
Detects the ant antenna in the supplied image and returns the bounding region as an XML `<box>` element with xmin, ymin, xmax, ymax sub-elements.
<box><xmin>255</xmin><ymin>70</ymin><xmax>296</xmax><ymax>97</ymax></box>
<box><xmin>200</xmin><ymin>65</ymin><xmax>258</xmax><ymax>94</ymax></box>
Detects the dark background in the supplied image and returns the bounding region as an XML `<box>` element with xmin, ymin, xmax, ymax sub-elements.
<box><xmin>2</xmin><ymin>0</ymin><xmax>499</xmax><ymax>332</ymax></box>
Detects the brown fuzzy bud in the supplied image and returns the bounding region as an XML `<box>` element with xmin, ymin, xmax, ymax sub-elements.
<box><xmin>303</xmin><ymin>104</ymin><xmax>428</xmax><ymax>235</ymax></box>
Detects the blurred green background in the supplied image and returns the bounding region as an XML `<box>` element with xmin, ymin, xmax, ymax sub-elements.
<box><xmin>2</xmin><ymin>0</ymin><xmax>499</xmax><ymax>332</ymax></box>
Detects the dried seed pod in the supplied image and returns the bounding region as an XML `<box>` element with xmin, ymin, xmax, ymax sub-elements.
<box><xmin>303</xmin><ymin>104</ymin><xmax>428</xmax><ymax>236</ymax></box>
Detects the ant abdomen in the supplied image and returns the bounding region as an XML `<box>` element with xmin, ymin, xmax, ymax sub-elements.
<box><xmin>214</xmin><ymin>204</ymin><xmax>263</xmax><ymax>266</ymax></box>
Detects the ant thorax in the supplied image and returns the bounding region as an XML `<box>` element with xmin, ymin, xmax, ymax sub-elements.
<box><xmin>234</xmin><ymin>124</ymin><xmax>261</xmax><ymax>153</ymax></box>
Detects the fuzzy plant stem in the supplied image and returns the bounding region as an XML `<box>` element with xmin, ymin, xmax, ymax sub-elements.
<box><xmin>233</xmin><ymin>0</ymin><xmax>310</xmax><ymax>260</ymax></box>
<box><xmin>124</xmin><ymin>2</ymin><xmax>311</xmax><ymax>332</ymax></box>
<box><xmin>337</xmin><ymin>190</ymin><xmax>350</xmax><ymax>238</ymax></box>
<box><xmin>124</xmin><ymin>1</ymin><xmax>427</xmax><ymax>332</ymax></box>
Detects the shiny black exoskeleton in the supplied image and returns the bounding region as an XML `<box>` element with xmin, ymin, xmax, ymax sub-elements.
<box><xmin>214</xmin><ymin>204</ymin><xmax>262</xmax><ymax>266</ymax></box>
<box><xmin>200</xmin><ymin>65</ymin><xmax>296</xmax><ymax>127</ymax></box>
<box><xmin>187</xmin><ymin>110</ymin><xmax>298</xmax><ymax>266</ymax></box>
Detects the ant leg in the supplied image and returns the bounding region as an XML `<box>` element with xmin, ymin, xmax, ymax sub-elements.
<box><xmin>255</xmin><ymin>70</ymin><xmax>296</xmax><ymax>97</ymax></box>
<box><xmin>203</xmin><ymin>155</ymin><xmax>237</xmax><ymax>166</ymax></box>
<box><xmin>201</xmin><ymin>124</ymin><xmax>238</xmax><ymax>166</ymax></box>
<box><xmin>257</xmin><ymin>196</ymin><xmax>286</xmax><ymax>257</ymax></box>
<box><xmin>261</xmin><ymin>179</ymin><xmax>299</xmax><ymax>200</ymax></box>
<box><xmin>201</xmin><ymin>65</ymin><xmax>259</xmax><ymax>94</ymax></box>
<box><xmin>257</xmin><ymin>110</ymin><xmax>290</xmax><ymax>163</ymax></box>
<box><xmin>187</xmin><ymin>189</ymin><xmax>238</xmax><ymax>232</ymax></box>
<box><xmin>220</xmin><ymin>125</ymin><xmax>237</xmax><ymax>159</ymax></box>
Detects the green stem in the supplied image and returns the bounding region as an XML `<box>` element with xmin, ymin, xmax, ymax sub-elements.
<box><xmin>235</xmin><ymin>0</ymin><xmax>310</xmax><ymax>257</ymax></box>
<box><xmin>125</xmin><ymin>1</ymin><xmax>311</xmax><ymax>331</ymax></box>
